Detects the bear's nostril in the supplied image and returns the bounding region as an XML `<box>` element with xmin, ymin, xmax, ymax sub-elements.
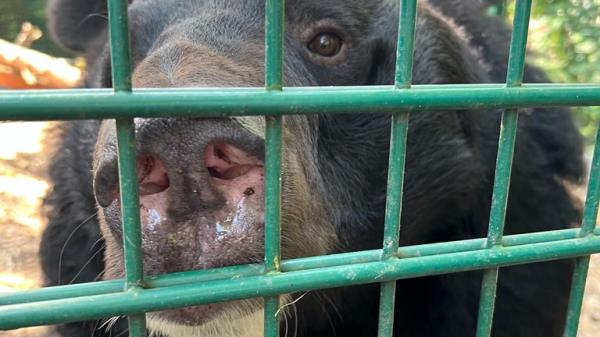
<box><xmin>205</xmin><ymin>142</ymin><xmax>263</xmax><ymax>180</ymax></box>
<box><xmin>137</xmin><ymin>156</ymin><xmax>169</xmax><ymax>196</ymax></box>
<box><xmin>208</xmin><ymin>165</ymin><xmax>254</xmax><ymax>180</ymax></box>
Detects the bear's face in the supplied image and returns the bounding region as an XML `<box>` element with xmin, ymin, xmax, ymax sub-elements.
<box><xmin>49</xmin><ymin>0</ymin><xmax>494</xmax><ymax>335</ymax></box>
<box><xmin>87</xmin><ymin>1</ymin><xmax>400</xmax><ymax>333</ymax></box>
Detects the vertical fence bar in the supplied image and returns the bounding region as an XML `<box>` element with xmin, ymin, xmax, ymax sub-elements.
<box><xmin>377</xmin><ymin>1</ymin><xmax>417</xmax><ymax>336</ymax></box>
<box><xmin>563</xmin><ymin>127</ymin><xmax>600</xmax><ymax>337</ymax></box>
<box><xmin>108</xmin><ymin>0</ymin><xmax>146</xmax><ymax>336</ymax></box>
<box><xmin>475</xmin><ymin>1</ymin><xmax>531</xmax><ymax>336</ymax></box>
<box><xmin>108</xmin><ymin>0</ymin><xmax>133</xmax><ymax>92</ymax></box>
<box><xmin>394</xmin><ymin>0</ymin><xmax>417</xmax><ymax>88</ymax></box>
<box><xmin>265</xmin><ymin>0</ymin><xmax>284</xmax><ymax>92</ymax></box>
<box><xmin>264</xmin><ymin>1</ymin><xmax>285</xmax><ymax>337</ymax></box>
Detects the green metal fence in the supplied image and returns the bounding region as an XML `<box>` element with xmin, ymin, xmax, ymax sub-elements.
<box><xmin>1</xmin><ymin>0</ymin><xmax>600</xmax><ymax>336</ymax></box>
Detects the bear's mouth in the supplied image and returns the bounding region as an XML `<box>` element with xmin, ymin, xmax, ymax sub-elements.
<box><xmin>157</xmin><ymin>302</ymin><xmax>234</xmax><ymax>326</ymax></box>
<box><xmin>146</xmin><ymin>299</ymin><xmax>264</xmax><ymax>336</ymax></box>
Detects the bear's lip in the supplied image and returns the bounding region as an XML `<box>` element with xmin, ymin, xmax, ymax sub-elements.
<box><xmin>159</xmin><ymin>304</ymin><xmax>228</xmax><ymax>326</ymax></box>
<box><xmin>151</xmin><ymin>301</ymin><xmax>256</xmax><ymax>327</ymax></box>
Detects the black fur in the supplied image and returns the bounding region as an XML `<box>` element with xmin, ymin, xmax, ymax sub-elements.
<box><xmin>41</xmin><ymin>0</ymin><xmax>583</xmax><ymax>336</ymax></box>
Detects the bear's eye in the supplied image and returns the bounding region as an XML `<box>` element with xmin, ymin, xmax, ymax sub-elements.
<box><xmin>307</xmin><ymin>32</ymin><xmax>343</xmax><ymax>57</ymax></box>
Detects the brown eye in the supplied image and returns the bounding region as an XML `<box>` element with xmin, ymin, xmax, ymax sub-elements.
<box><xmin>308</xmin><ymin>33</ymin><xmax>342</xmax><ymax>57</ymax></box>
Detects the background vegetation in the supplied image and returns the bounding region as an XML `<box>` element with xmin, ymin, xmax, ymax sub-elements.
<box><xmin>503</xmin><ymin>0</ymin><xmax>600</xmax><ymax>142</ymax></box>
<box><xmin>0</xmin><ymin>0</ymin><xmax>599</xmax><ymax>140</ymax></box>
<box><xmin>0</xmin><ymin>0</ymin><xmax>67</xmax><ymax>57</ymax></box>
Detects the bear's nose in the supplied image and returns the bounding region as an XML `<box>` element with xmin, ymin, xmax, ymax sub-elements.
<box><xmin>92</xmin><ymin>118</ymin><xmax>265</xmax><ymax>209</ymax></box>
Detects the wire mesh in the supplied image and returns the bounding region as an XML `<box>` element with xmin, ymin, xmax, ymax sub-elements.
<box><xmin>0</xmin><ymin>0</ymin><xmax>599</xmax><ymax>336</ymax></box>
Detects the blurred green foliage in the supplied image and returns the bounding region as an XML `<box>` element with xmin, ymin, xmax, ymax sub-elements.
<box><xmin>0</xmin><ymin>0</ymin><xmax>68</xmax><ymax>57</ymax></box>
<box><xmin>0</xmin><ymin>0</ymin><xmax>598</xmax><ymax>140</ymax></box>
<box><xmin>502</xmin><ymin>0</ymin><xmax>600</xmax><ymax>144</ymax></box>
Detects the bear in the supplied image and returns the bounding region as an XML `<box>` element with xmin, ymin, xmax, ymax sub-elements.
<box><xmin>41</xmin><ymin>0</ymin><xmax>584</xmax><ymax>336</ymax></box>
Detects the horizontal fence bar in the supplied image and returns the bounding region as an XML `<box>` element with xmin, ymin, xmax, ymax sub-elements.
<box><xmin>2</xmin><ymin>228</ymin><xmax>598</xmax><ymax>306</ymax></box>
<box><xmin>1</xmin><ymin>235</ymin><xmax>599</xmax><ymax>330</ymax></box>
<box><xmin>1</xmin><ymin>84</ymin><xmax>600</xmax><ymax>120</ymax></box>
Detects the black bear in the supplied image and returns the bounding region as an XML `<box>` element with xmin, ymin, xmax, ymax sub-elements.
<box><xmin>41</xmin><ymin>0</ymin><xmax>584</xmax><ymax>336</ymax></box>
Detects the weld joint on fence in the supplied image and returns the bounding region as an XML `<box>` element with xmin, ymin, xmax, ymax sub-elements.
<box><xmin>497</xmin><ymin>240</ymin><xmax>510</xmax><ymax>247</ymax></box>
<box><xmin>266</xmin><ymin>85</ymin><xmax>283</xmax><ymax>92</ymax></box>
<box><xmin>489</xmin><ymin>239</ymin><xmax>505</xmax><ymax>248</ymax></box>
<box><xmin>380</xmin><ymin>246</ymin><xmax>402</xmax><ymax>260</ymax></box>
<box><xmin>126</xmin><ymin>286</ymin><xmax>144</xmax><ymax>294</ymax></box>
<box><xmin>488</xmin><ymin>244</ymin><xmax>504</xmax><ymax>251</ymax></box>
<box><xmin>265</xmin><ymin>270</ymin><xmax>282</xmax><ymax>277</ymax></box>
<box><xmin>113</xmin><ymin>89</ymin><xmax>131</xmax><ymax>95</ymax></box>
<box><xmin>393</xmin><ymin>84</ymin><xmax>411</xmax><ymax>91</ymax></box>
<box><xmin>268</xmin><ymin>256</ymin><xmax>281</xmax><ymax>273</ymax></box>
<box><xmin>578</xmin><ymin>230</ymin><xmax>598</xmax><ymax>239</ymax></box>
<box><xmin>383</xmin><ymin>255</ymin><xmax>401</xmax><ymax>262</ymax></box>
<box><xmin>126</xmin><ymin>281</ymin><xmax>145</xmax><ymax>290</ymax></box>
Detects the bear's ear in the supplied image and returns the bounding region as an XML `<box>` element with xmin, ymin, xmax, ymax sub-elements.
<box><xmin>47</xmin><ymin>0</ymin><xmax>110</xmax><ymax>53</ymax></box>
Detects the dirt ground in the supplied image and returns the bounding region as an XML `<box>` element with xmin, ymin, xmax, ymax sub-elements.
<box><xmin>0</xmin><ymin>121</ymin><xmax>598</xmax><ymax>337</ymax></box>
